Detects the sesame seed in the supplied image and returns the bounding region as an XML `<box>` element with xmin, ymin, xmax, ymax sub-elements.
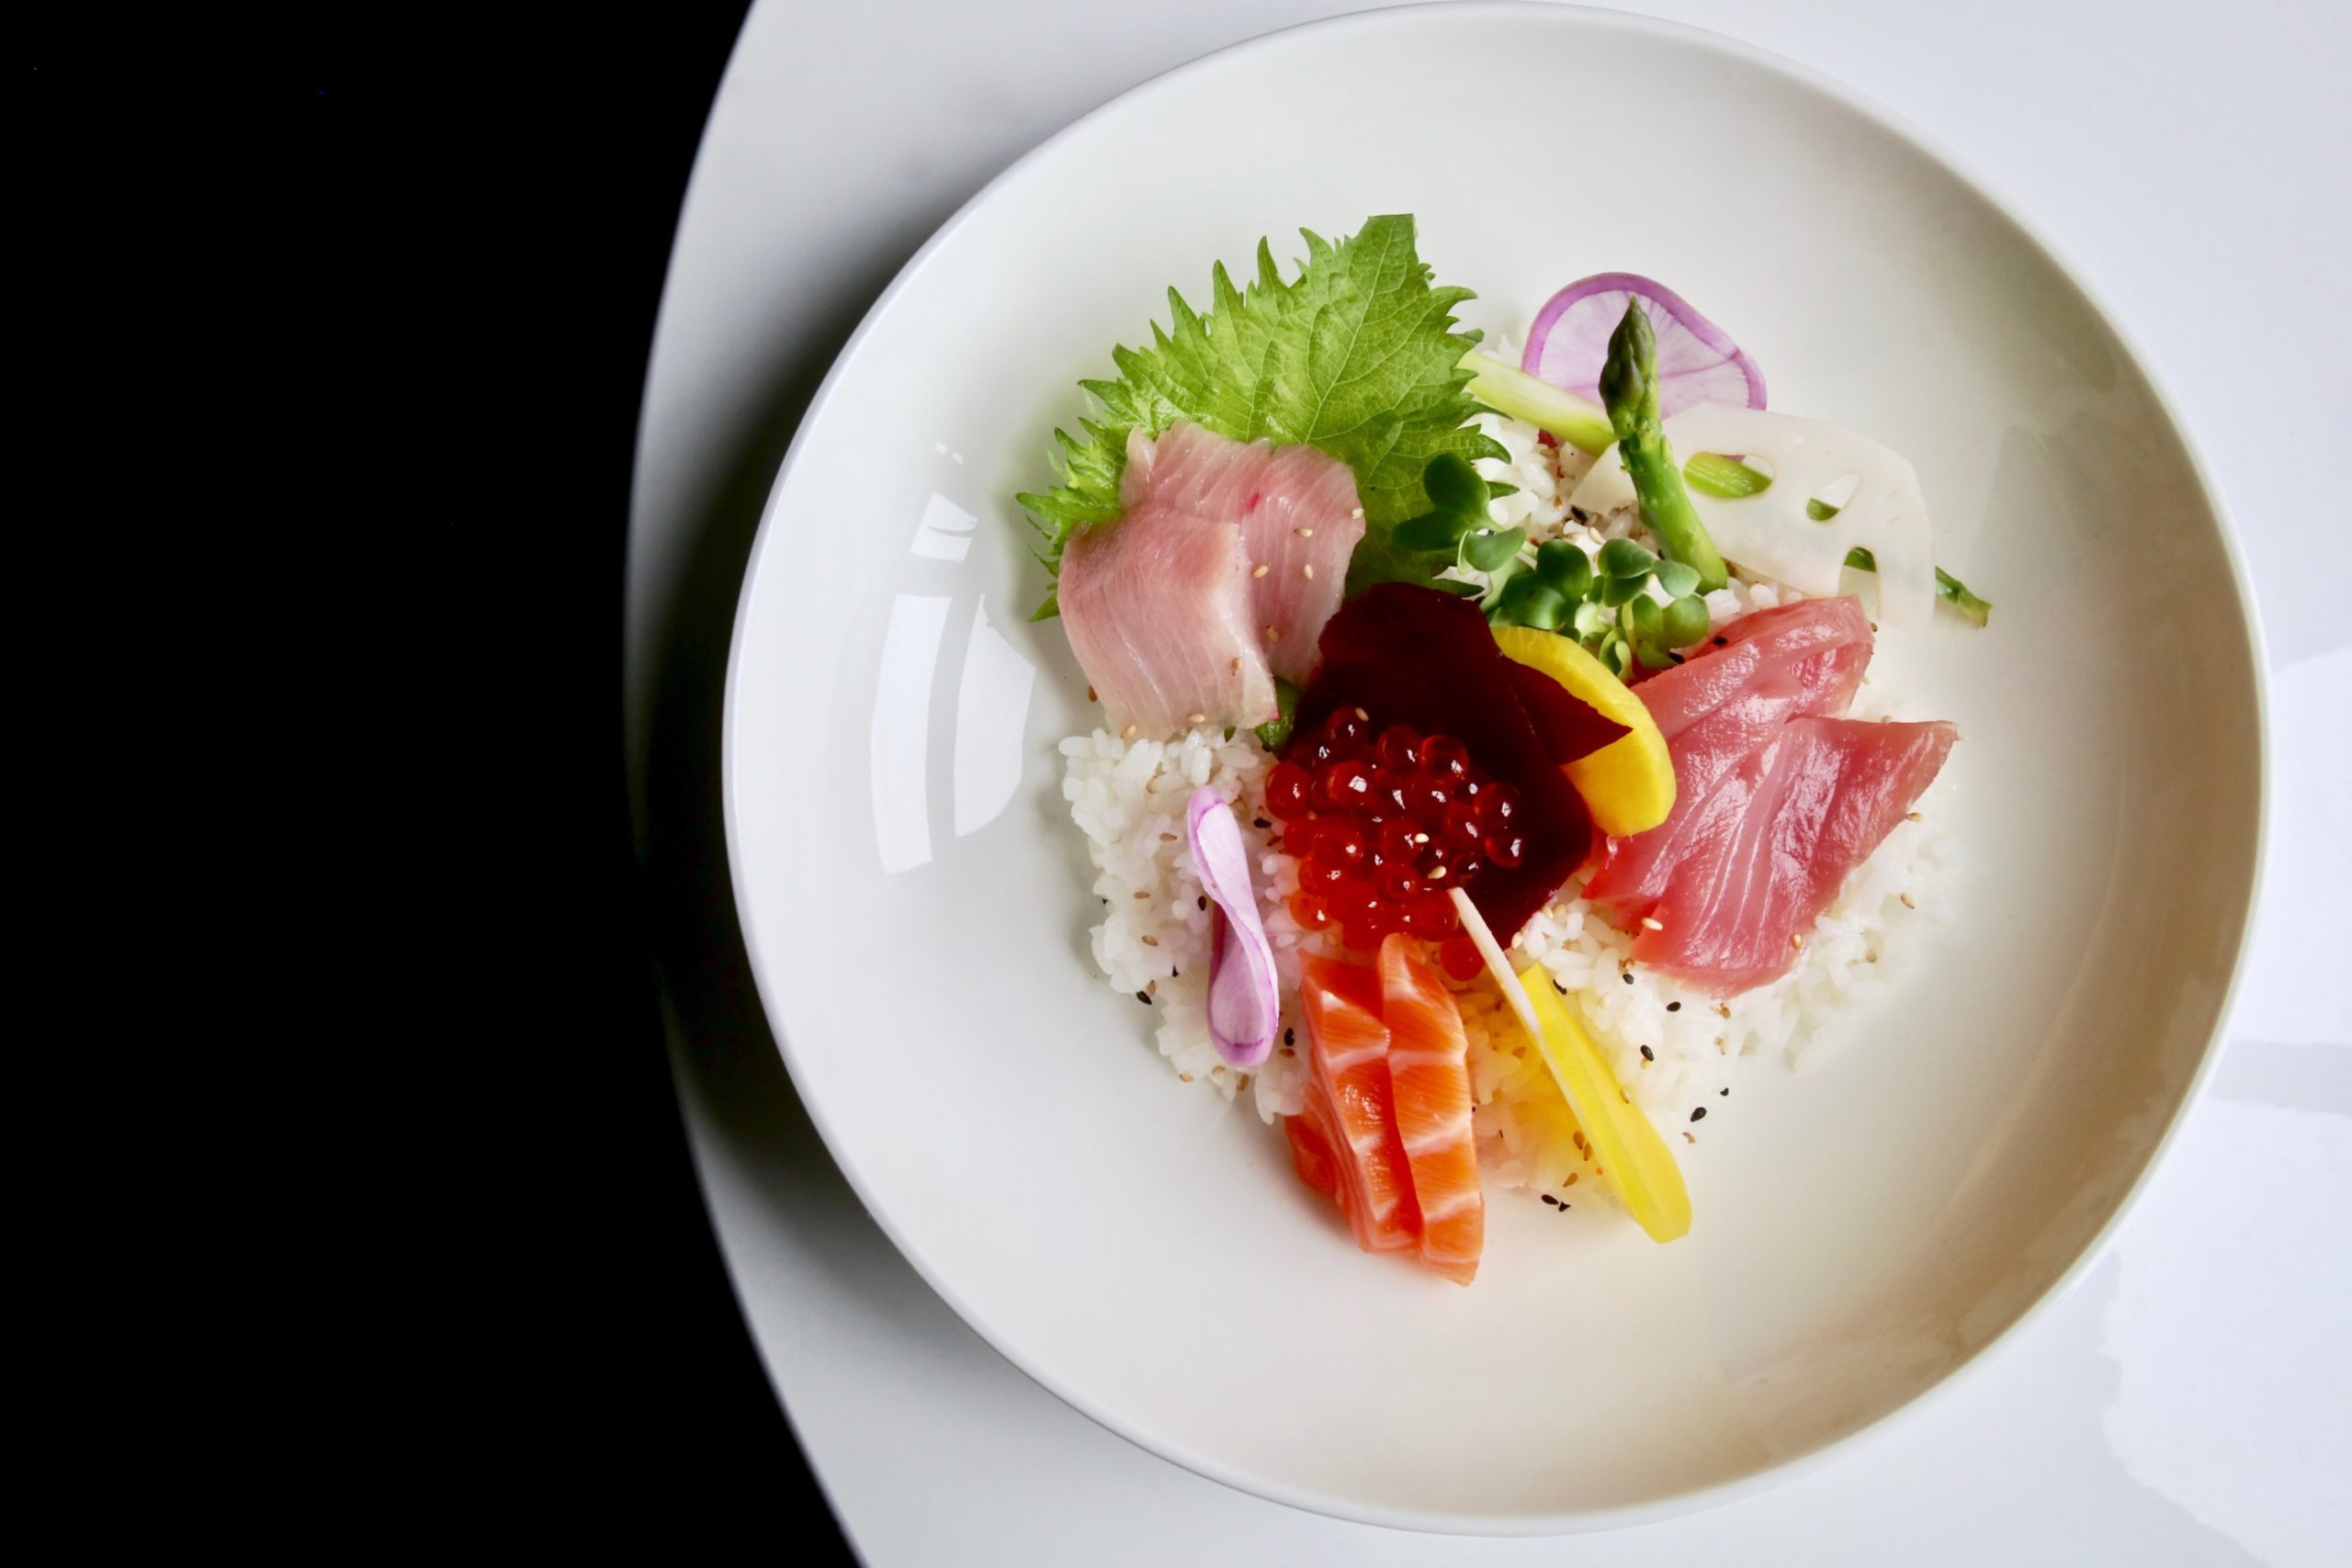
<box><xmin>1413</xmin><ymin>833</ymin><xmax>1430</xmax><ymax>845</ymax></box>
<box><xmin>1252</xmin><ymin>563</ymin><xmax>1270</xmax><ymax>579</ymax></box>
<box><xmin>1684</xmin><ymin>1131</ymin><xmax>1696</xmax><ymax>1144</ymax></box>
<box><xmin>1230</xmin><ymin>657</ymin><xmax>1241</xmax><ymax>673</ymax></box>
<box><xmin>1179</xmin><ymin>1073</ymin><xmax>1193</xmax><ymax>1083</ymax></box>
<box><xmin>1188</xmin><ymin>711</ymin><xmax>1206</xmax><ymax>725</ymax></box>
<box><xmin>1640</xmin><ymin>1044</ymin><xmax>1654</xmax><ymax>1061</ymax></box>
<box><xmin>1906</xmin><ymin>811</ymin><xmax>1923</xmax><ymax>822</ymax></box>
<box><xmin>1265</xmin><ymin>626</ymin><xmax>1280</xmax><ymax>641</ymax></box>
<box><xmin>1303</xmin><ymin>564</ymin><xmax>1316</xmax><ymax>580</ymax></box>
<box><xmin>1720</xmin><ymin>1088</ymin><xmax>1729</xmax><ymax>1096</ymax></box>
<box><xmin>1623</xmin><ymin>971</ymin><xmax>1634</xmax><ymax>985</ymax></box>
<box><xmin>1716</xmin><ymin>1002</ymin><xmax>1732</xmax><ymax>1018</ymax></box>
<box><xmin>1351</xmin><ymin>507</ymin><xmax>1364</xmax><ymax>519</ymax></box>
<box><xmin>1900</xmin><ymin>892</ymin><xmax>1917</xmax><ymax>909</ymax></box>
<box><xmin>1121</xmin><ymin>723</ymin><xmax>1138</xmax><ymax>739</ymax></box>
<box><xmin>1790</xmin><ymin>932</ymin><xmax>1805</xmax><ymax>950</ymax></box>
<box><xmin>1198</xmin><ymin>895</ymin><xmax>1208</xmax><ymax>910</ymax></box>
<box><xmin>1136</xmin><ymin>990</ymin><xmax>1152</xmax><ymax>1004</ymax></box>
<box><xmin>1159</xmin><ymin>831</ymin><xmax>1177</xmax><ymax>842</ymax></box>
<box><xmin>1140</xmin><ymin>934</ymin><xmax>1159</xmax><ymax>947</ymax></box>
<box><xmin>1283</xmin><ymin>1028</ymin><xmax>1295</xmax><ymax>1046</ymax></box>
<box><xmin>1565</xmin><ymin>1172</ymin><xmax>1578</xmax><ymax>1186</ymax></box>
<box><xmin>1295</xmin><ymin>527</ymin><xmax>1314</xmax><ymax>537</ymax></box>
<box><xmin>1541</xmin><ymin>1193</ymin><xmax>1559</xmax><ymax>1207</ymax></box>
<box><xmin>1666</xmin><ymin>1000</ymin><xmax>1681</xmax><ymax>1012</ymax></box>
<box><xmin>1087</xmin><ymin>685</ymin><xmax>1097</xmax><ymax>702</ymax></box>
<box><xmin>1640</xmin><ymin>916</ymin><xmax>1665</xmax><ymax>931</ymax></box>
<box><xmin>1133</xmin><ymin>890</ymin><xmax>1150</xmax><ymax>899</ymax></box>
<box><xmin>1690</xmin><ymin>1107</ymin><xmax>1706</xmax><ymax>1122</ymax></box>
<box><xmin>1866</xmin><ymin>951</ymin><xmax>1879</xmax><ymax>964</ymax></box>
<box><xmin>1252</xmin><ymin>818</ymin><xmax>1269</xmax><ymax>829</ymax></box>
<box><xmin>1355</xmin><ymin>707</ymin><xmax>1369</xmax><ymax>721</ymax></box>
<box><xmin>1713</xmin><ymin>635</ymin><xmax>1728</xmax><ymax>647</ymax></box>
<box><xmin>1428</xmin><ymin>864</ymin><xmax>1447</xmax><ymax>880</ymax></box>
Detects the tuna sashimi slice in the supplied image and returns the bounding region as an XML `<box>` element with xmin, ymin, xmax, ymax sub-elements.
<box><xmin>1298</xmin><ymin>954</ymin><xmax>1419</xmax><ymax>1254</ymax></box>
<box><xmin>1634</xmin><ymin>716</ymin><xmax>1955</xmax><ymax>992</ymax></box>
<box><xmin>1120</xmin><ymin>423</ymin><xmax>1366</xmax><ymax>686</ymax></box>
<box><xmin>1376</xmin><ymin>935</ymin><xmax>1484</xmax><ymax>1286</ymax></box>
<box><xmin>1582</xmin><ymin>597</ymin><xmax>1873</xmax><ymax>924</ymax></box>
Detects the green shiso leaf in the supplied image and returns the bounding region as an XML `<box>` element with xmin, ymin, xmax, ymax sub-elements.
<box><xmin>1013</xmin><ymin>216</ymin><xmax>1506</xmax><ymax>615</ymax></box>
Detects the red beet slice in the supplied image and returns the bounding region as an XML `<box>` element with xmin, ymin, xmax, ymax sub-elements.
<box><xmin>1503</xmin><ymin>661</ymin><xmax>1629</xmax><ymax>767</ymax></box>
<box><xmin>1289</xmin><ymin>584</ymin><xmax>1605</xmax><ymax>941</ymax></box>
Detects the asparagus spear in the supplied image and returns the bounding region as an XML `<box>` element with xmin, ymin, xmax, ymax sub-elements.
<box><xmin>1598</xmin><ymin>302</ymin><xmax>1729</xmax><ymax>593</ymax></box>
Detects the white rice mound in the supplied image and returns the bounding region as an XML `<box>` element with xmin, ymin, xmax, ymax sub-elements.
<box><xmin>1057</xmin><ymin>404</ymin><xmax>1956</xmax><ymax>1208</ymax></box>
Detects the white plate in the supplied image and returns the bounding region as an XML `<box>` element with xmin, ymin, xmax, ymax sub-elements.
<box><xmin>722</xmin><ymin>3</ymin><xmax>2264</xmax><ymax>1533</ymax></box>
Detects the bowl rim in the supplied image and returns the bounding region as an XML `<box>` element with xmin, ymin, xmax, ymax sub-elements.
<box><xmin>717</xmin><ymin>0</ymin><xmax>2271</xmax><ymax>1535</ymax></box>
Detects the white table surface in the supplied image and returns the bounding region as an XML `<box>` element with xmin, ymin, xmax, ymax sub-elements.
<box><xmin>627</xmin><ymin>2</ymin><xmax>2352</xmax><ymax>1561</ymax></box>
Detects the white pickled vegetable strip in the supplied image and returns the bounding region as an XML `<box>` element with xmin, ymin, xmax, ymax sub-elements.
<box><xmin>1570</xmin><ymin>403</ymin><xmax>1938</xmax><ymax>631</ymax></box>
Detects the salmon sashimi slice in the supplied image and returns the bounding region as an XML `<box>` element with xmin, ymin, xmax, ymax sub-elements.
<box><xmin>1634</xmin><ymin>716</ymin><xmax>1956</xmax><ymax>991</ymax></box>
<box><xmin>1376</xmin><ymin>935</ymin><xmax>1485</xmax><ymax>1285</ymax></box>
<box><xmin>1582</xmin><ymin>597</ymin><xmax>1873</xmax><ymax>924</ymax></box>
<box><xmin>1297</xmin><ymin>953</ymin><xmax>1419</xmax><ymax>1254</ymax></box>
<box><xmin>1284</xmin><ymin>1080</ymin><xmax>1346</xmax><ymax>1210</ymax></box>
<box><xmin>1116</xmin><ymin>423</ymin><xmax>1365</xmax><ymax>686</ymax></box>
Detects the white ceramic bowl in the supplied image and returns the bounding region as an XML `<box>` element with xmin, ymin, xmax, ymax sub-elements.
<box><xmin>724</xmin><ymin>4</ymin><xmax>2264</xmax><ymax>1533</ymax></box>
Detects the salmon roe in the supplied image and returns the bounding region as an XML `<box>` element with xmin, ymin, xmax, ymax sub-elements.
<box><xmin>1273</xmin><ymin>707</ymin><xmax>1519</xmax><ymax>957</ymax></box>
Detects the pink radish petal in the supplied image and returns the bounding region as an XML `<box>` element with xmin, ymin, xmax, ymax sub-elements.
<box><xmin>1186</xmin><ymin>787</ymin><xmax>1281</xmax><ymax>1068</ymax></box>
<box><xmin>1521</xmin><ymin>273</ymin><xmax>1766</xmax><ymax>420</ymax></box>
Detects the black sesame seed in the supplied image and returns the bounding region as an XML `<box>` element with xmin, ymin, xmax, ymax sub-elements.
<box><xmin>1713</xmin><ymin>635</ymin><xmax>1728</xmax><ymax>647</ymax></box>
<box><xmin>1198</xmin><ymin>895</ymin><xmax>1208</xmax><ymax>910</ymax></box>
<box><xmin>1690</xmin><ymin>1107</ymin><xmax>1707</xmax><ymax>1122</ymax></box>
<box><xmin>1639</xmin><ymin>1044</ymin><xmax>1654</xmax><ymax>1061</ymax></box>
<box><xmin>1720</xmin><ymin>1088</ymin><xmax>1729</xmax><ymax>1096</ymax></box>
<box><xmin>1666</xmin><ymin>1000</ymin><xmax>1681</xmax><ymax>1012</ymax></box>
<box><xmin>1136</xmin><ymin>990</ymin><xmax>1152</xmax><ymax>1005</ymax></box>
<box><xmin>1283</xmin><ymin>1028</ymin><xmax>1295</xmax><ymax>1047</ymax></box>
<box><xmin>1555</xmin><ymin>979</ymin><xmax>1568</xmax><ymax>994</ymax></box>
<box><xmin>1623</xmin><ymin>972</ymin><xmax>1634</xmax><ymax>985</ymax></box>
<box><xmin>1170</xmin><ymin>965</ymin><xmax>1180</xmax><ymax>978</ymax></box>
<box><xmin>1541</xmin><ymin>1193</ymin><xmax>1559</xmax><ymax>1206</ymax></box>
<box><xmin>1253</xmin><ymin>818</ymin><xmax>1271</xmax><ymax>830</ymax></box>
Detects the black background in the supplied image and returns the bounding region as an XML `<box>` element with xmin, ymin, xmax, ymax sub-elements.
<box><xmin>25</xmin><ymin>11</ymin><xmax>854</xmax><ymax>1551</ymax></box>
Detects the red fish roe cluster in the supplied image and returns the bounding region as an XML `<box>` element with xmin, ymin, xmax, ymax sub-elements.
<box><xmin>1264</xmin><ymin>707</ymin><xmax>1529</xmax><ymax>968</ymax></box>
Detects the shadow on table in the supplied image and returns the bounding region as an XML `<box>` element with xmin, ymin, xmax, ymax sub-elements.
<box><xmin>634</xmin><ymin>217</ymin><xmax>968</xmax><ymax>1323</ymax></box>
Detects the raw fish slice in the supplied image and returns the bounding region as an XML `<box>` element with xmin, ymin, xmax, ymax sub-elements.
<box><xmin>1376</xmin><ymin>936</ymin><xmax>1484</xmax><ymax>1286</ymax></box>
<box><xmin>1582</xmin><ymin>598</ymin><xmax>1872</xmax><ymax>921</ymax></box>
<box><xmin>1634</xmin><ymin>716</ymin><xmax>1955</xmax><ymax>992</ymax></box>
<box><xmin>1298</xmin><ymin>954</ymin><xmax>1419</xmax><ymax>1254</ymax></box>
<box><xmin>1057</xmin><ymin>487</ymin><xmax>1276</xmax><ymax>735</ymax></box>
<box><xmin>1117</xmin><ymin>423</ymin><xmax>1366</xmax><ymax>685</ymax></box>
<box><xmin>1284</xmin><ymin>1081</ymin><xmax>1347</xmax><ymax>1211</ymax></box>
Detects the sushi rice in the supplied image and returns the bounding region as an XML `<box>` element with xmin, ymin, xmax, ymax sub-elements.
<box><xmin>1057</xmin><ymin>405</ymin><xmax>1956</xmax><ymax>1207</ymax></box>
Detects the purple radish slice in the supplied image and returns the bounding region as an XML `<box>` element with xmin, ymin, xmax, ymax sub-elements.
<box><xmin>1521</xmin><ymin>273</ymin><xmax>1766</xmax><ymax>419</ymax></box>
<box><xmin>1185</xmin><ymin>787</ymin><xmax>1280</xmax><ymax>1068</ymax></box>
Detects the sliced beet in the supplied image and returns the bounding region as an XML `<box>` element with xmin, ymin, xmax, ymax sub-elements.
<box><xmin>1503</xmin><ymin>661</ymin><xmax>1629</xmax><ymax>766</ymax></box>
<box><xmin>1289</xmin><ymin>584</ymin><xmax>1598</xmax><ymax>941</ymax></box>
